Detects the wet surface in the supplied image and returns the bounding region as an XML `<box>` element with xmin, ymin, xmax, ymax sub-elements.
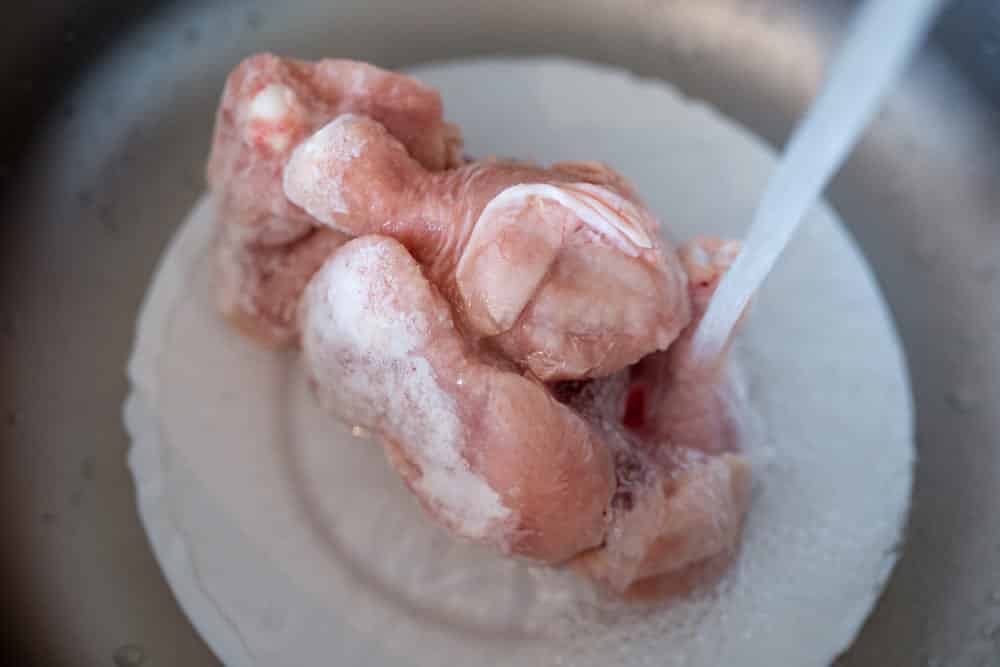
<box><xmin>1</xmin><ymin>1</ymin><xmax>998</xmax><ymax>666</ymax></box>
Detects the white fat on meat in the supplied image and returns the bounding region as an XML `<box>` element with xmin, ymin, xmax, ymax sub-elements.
<box><xmin>246</xmin><ymin>83</ymin><xmax>299</xmax><ymax>152</ymax></box>
<box><xmin>249</xmin><ymin>83</ymin><xmax>296</xmax><ymax>121</ymax></box>
<box><xmin>469</xmin><ymin>183</ymin><xmax>653</xmax><ymax>258</ymax></box>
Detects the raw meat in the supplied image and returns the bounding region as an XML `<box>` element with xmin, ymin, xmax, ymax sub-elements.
<box><xmin>569</xmin><ymin>239</ymin><xmax>752</xmax><ymax>593</ymax></box>
<box><xmin>207</xmin><ymin>54</ymin><xmax>753</xmax><ymax>594</ymax></box>
<box><xmin>283</xmin><ymin>114</ymin><xmax>691</xmax><ymax>380</ymax></box>
<box><xmin>300</xmin><ymin>235</ymin><xmax>614</xmax><ymax>562</ymax></box>
<box><xmin>208</xmin><ymin>54</ymin><xmax>463</xmax><ymax>343</ymax></box>
<box><xmin>298</xmin><ymin>232</ymin><xmax>751</xmax><ymax>592</ymax></box>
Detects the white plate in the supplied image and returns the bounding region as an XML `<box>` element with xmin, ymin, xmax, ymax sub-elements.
<box><xmin>125</xmin><ymin>58</ymin><xmax>913</xmax><ymax>667</ymax></box>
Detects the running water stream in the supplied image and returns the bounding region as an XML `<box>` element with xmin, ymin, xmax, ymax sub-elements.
<box><xmin>690</xmin><ymin>0</ymin><xmax>945</xmax><ymax>364</ymax></box>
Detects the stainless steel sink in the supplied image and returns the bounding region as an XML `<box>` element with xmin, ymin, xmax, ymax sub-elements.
<box><xmin>1</xmin><ymin>1</ymin><xmax>998</xmax><ymax>665</ymax></box>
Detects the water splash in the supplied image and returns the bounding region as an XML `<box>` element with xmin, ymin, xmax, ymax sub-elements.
<box><xmin>691</xmin><ymin>0</ymin><xmax>945</xmax><ymax>364</ymax></box>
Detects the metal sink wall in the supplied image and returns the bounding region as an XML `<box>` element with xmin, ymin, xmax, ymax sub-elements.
<box><xmin>1</xmin><ymin>1</ymin><xmax>998</xmax><ymax>665</ymax></box>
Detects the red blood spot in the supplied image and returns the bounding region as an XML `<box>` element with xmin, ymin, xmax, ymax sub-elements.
<box><xmin>623</xmin><ymin>383</ymin><xmax>647</xmax><ymax>430</ymax></box>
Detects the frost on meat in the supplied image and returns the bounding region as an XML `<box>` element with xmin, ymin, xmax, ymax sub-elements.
<box><xmin>208</xmin><ymin>54</ymin><xmax>463</xmax><ymax>343</ymax></box>
<box><xmin>207</xmin><ymin>54</ymin><xmax>755</xmax><ymax>595</ymax></box>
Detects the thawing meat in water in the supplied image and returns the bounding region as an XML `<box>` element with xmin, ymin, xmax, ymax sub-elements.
<box><xmin>209</xmin><ymin>53</ymin><xmax>462</xmax><ymax>343</ymax></box>
<box><xmin>207</xmin><ymin>54</ymin><xmax>754</xmax><ymax>595</ymax></box>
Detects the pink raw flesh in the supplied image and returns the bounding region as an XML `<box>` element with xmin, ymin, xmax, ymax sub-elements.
<box><xmin>282</xmin><ymin>113</ymin><xmax>691</xmax><ymax>380</ymax></box>
<box><xmin>207</xmin><ymin>54</ymin><xmax>755</xmax><ymax>596</ymax></box>
<box><xmin>207</xmin><ymin>54</ymin><xmax>463</xmax><ymax>344</ymax></box>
